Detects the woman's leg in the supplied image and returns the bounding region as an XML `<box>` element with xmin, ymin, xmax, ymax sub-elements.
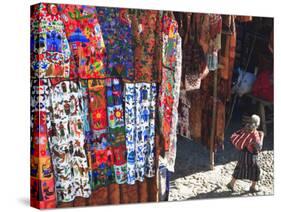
<box><xmin>227</xmin><ymin>177</ymin><xmax>236</xmax><ymax>190</ymax></box>
<box><xmin>230</xmin><ymin>177</ymin><xmax>236</xmax><ymax>187</ymax></box>
<box><xmin>250</xmin><ymin>181</ymin><xmax>257</xmax><ymax>189</ymax></box>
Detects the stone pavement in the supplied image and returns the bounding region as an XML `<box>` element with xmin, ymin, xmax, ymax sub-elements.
<box><xmin>169</xmin><ymin>120</ymin><xmax>273</xmax><ymax>201</ymax></box>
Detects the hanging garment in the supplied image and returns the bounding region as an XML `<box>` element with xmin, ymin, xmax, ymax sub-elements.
<box><xmin>158</xmin><ymin>12</ymin><xmax>182</xmax><ymax>172</ymax></box>
<box><xmin>130</xmin><ymin>10</ymin><xmax>162</xmax><ymax>82</ymax></box>
<box><xmin>59</xmin><ymin>4</ymin><xmax>106</xmax><ymax>79</ymax></box>
<box><xmin>207</xmin><ymin>14</ymin><xmax>222</xmax><ymax>71</ymax></box>
<box><xmin>236</xmin><ymin>16</ymin><xmax>253</xmax><ymax>22</ymax></box>
<box><xmin>96</xmin><ymin>8</ymin><xmax>134</xmax><ymax>80</ymax></box>
<box><xmin>198</xmin><ymin>14</ymin><xmax>222</xmax><ymax>71</ymax></box>
<box><xmin>48</xmin><ymin>80</ymin><xmax>91</xmax><ymax>202</ymax></box>
<box><xmin>182</xmin><ymin>14</ymin><xmax>208</xmax><ymax>91</ymax></box>
<box><xmin>30</xmin><ymin>3</ymin><xmax>71</xmax><ymax>78</ymax></box>
<box><xmin>166</xmin><ymin>34</ymin><xmax>182</xmax><ymax>172</ymax></box>
<box><xmin>124</xmin><ymin>83</ymin><xmax>157</xmax><ymax>184</ymax></box>
<box><xmin>87</xmin><ymin>79</ymin><xmax>115</xmax><ymax>189</ymax></box>
<box><xmin>177</xmin><ymin>89</ymin><xmax>191</xmax><ymax>139</ymax></box>
<box><xmin>105</xmin><ymin>78</ymin><xmax>127</xmax><ymax>184</ymax></box>
<box><xmin>188</xmin><ymin>90</ymin><xmax>202</xmax><ymax>142</ymax></box>
<box><xmin>30</xmin><ymin>79</ymin><xmax>56</xmax><ymax>208</ymax></box>
<box><xmin>252</xmin><ymin>69</ymin><xmax>274</xmax><ymax>102</ymax></box>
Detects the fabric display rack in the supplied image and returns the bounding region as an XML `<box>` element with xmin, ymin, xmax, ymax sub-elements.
<box><xmin>30</xmin><ymin>2</ymin><xmax>253</xmax><ymax>209</ymax></box>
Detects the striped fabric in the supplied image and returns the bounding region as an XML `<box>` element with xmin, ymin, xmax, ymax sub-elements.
<box><xmin>233</xmin><ymin>149</ymin><xmax>260</xmax><ymax>181</ymax></box>
<box><xmin>230</xmin><ymin>130</ymin><xmax>261</xmax><ymax>153</ymax></box>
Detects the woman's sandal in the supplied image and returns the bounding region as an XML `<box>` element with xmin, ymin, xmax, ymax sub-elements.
<box><xmin>226</xmin><ymin>183</ymin><xmax>234</xmax><ymax>191</ymax></box>
<box><xmin>249</xmin><ymin>187</ymin><xmax>260</xmax><ymax>193</ymax></box>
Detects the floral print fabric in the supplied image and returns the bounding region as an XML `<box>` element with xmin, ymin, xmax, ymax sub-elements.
<box><xmin>130</xmin><ymin>10</ymin><xmax>162</xmax><ymax>82</ymax></box>
<box><xmin>158</xmin><ymin>13</ymin><xmax>182</xmax><ymax>172</ymax></box>
<box><xmin>59</xmin><ymin>4</ymin><xmax>106</xmax><ymax>79</ymax></box>
<box><xmin>124</xmin><ymin>83</ymin><xmax>157</xmax><ymax>184</ymax></box>
<box><xmin>30</xmin><ymin>3</ymin><xmax>71</xmax><ymax>78</ymax></box>
<box><xmin>48</xmin><ymin>80</ymin><xmax>91</xmax><ymax>202</ymax></box>
<box><xmin>97</xmin><ymin>8</ymin><xmax>134</xmax><ymax>80</ymax></box>
<box><xmin>166</xmin><ymin>30</ymin><xmax>182</xmax><ymax>172</ymax></box>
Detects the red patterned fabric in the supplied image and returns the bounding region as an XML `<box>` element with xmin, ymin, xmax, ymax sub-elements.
<box><xmin>59</xmin><ymin>4</ymin><xmax>106</xmax><ymax>79</ymax></box>
<box><xmin>230</xmin><ymin>130</ymin><xmax>261</xmax><ymax>153</ymax></box>
<box><xmin>252</xmin><ymin>69</ymin><xmax>273</xmax><ymax>102</ymax></box>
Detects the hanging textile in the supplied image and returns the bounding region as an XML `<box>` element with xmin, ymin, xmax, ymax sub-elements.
<box><xmin>182</xmin><ymin>14</ymin><xmax>208</xmax><ymax>92</ymax></box>
<box><xmin>188</xmin><ymin>90</ymin><xmax>202</xmax><ymax>142</ymax></box>
<box><xmin>177</xmin><ymin>89</ymin><xmax>191</xmax><ymax>139</ymax></box>
<box><xmin>48</xmin><ymin>80</ymin><xmax>91</xmax><ymax>202</ymax></box>
<box><xmin>198</xmin><ymin>14</ymin><xmax>222</xmax><ymax>71</ymax></box>
<box><xmin>130</xmin><ymin>10</ymin><xmax>162</xmax><ymax>82</ymax></box>
<box><xmin>124</xmin><ymin>83</ymin><xmax>157</xmax><ymax>184</ymax></box>
<box><xmin>198</xmin><ymin>16</ymin><xmax>236</xmax><ymax>149</ymax></box>
<box><xmin>207</xmin><ymin>14</ymin><xmax>222</xmax><ymax>71</ymax></box>
<box><xmin>87</xmin><ymin>79</ymin><xmax>115</xmax><ymax>189</ymax></box>
<box><xmin>30</xmin><ymin>3</ymin><xmax>71</xmax><ymax>78</ymax></box>
<box><xmin>59</xmin><ymin>4</ymin><xmax>106</xmax><ymax>79</ymax></box>
<box><xmin>236</xmin><ymin>16</ymin><xmax>253</xmax><ymax>22</ymax></box>
<box><xmin>105</xmin><ymin>78</ymin><xmax>127</xmax><ymax>184</ymax></box>
<box><xmin>96</xmin><ymin>8</ymin><xmax>134</xmax><ymax>80</ymax></box>
<box><xmin>158</xmin><ymin>12</ymin><xmax>182</xmax><ymax>172</ymax></box>
<box><xmin>30</xmin><ymin>79</ymin><xmax>56</xmax><ymax>208</ymax></box>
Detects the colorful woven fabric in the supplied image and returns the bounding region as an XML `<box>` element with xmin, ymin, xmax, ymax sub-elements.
<box><xmin>87</xmin><ymin>79</ymin><xmax>115</xmax><ymax>189</ymax></box>
<box><xmin>59</xmin><ymin>4</ymin><xmax>106</xmax><ymax>79</ymax></box>
<box><xmin>124</xmin><ymin>83</ymin><xmax>157</xmax><ymax>184</ymax></box>
<box><xmin>30</xmin><ymin>3</ymin><xmax>71</xmax><ymax>78</ymax></box>
<box><xmin>48</xmin><ymin>81</ymin><xmax>91</xmax><ymax>202</ymax></box>
<box><xmin>159</xmin><ymin>13</ymin><xmax>182</xmax><ymax>172</ymax></box>
<box><xmin>106</xmin><ymin>78</ymin><xmax>127</xmax><ymax>184</ymax></box>
<box><xmin>130</xmin><ymin>10</ymin><xmax>162</xmax><ymax>82</ymax></box>
<box><xmin>30</xmin><ymin>79</ymin><xmax>56</xmax><ymax>208</ymax></box>
<box><xmin>166</xmin><ymin>30</ymin><xmax>182</xmax><ymax>172</ymax></box>
<box><xmin>97</xmin><ymin>8</ymin><xmax>134</xmax><ymax>80</ymax></box>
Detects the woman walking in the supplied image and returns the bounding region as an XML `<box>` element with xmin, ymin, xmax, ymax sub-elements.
<box><xmin>227</xmin><ymin>114</ymin><xmax>264</xmax><ymax>193</ymax></box>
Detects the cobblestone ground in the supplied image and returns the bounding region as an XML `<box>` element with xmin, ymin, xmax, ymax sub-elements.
<box><xmin>169</xmin><ymin>120</ymin><xmax>274</xmax><ymax>201</ymax></box>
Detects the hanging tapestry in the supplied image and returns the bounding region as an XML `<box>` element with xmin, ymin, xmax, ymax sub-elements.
<box><xmin>105</xmin><ymin>78</ymin><xmax>127</xmax><ymax>184</ymax></box>
<box><xmin>96</xmin><ymin>8</ymin><xmax>134</xmax><ymax>80</ymax></box>
<box><xmin>30</xmin><ymin>79</ymin><xmax>56</xmax><ymax>209</ymax></box>
<box><xmin>124</xmin><ymin>83</ymin><xmax>157</xmax><ymax>184</ymax></box>
<box><xmin>130</xmin><ymin>10</ymin><xmax>162</xmax><ymax>82</ymax></box>
<box><xmin>87</xmin><ymin>79</ymin><xmax>115</xmax><ymax>189</ymax></box>
<box><xmin>30</xmin><ymin>3</ymin><xmax>71</xmax><ymax>78</ymax></box>
<box><xmin>48</xmin><ymin>80</ymin><xmax>91</xmax><ymax>202</ymax></box>
<box><xmin>159</xmin><ymin>13</ymin><xmax>182</xmax><ymax>165</ymax></box>
<box><xmin>59</xmin><ymin>4</ymin><xmax>106</xmax><ymax>79</ymax></box>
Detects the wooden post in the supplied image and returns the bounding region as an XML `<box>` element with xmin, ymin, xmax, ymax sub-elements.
<box><xmin>210</xmin><ymin>71</ymin><xmax>218</xmax><ymax>170</ymax></box>
<box><xmin>259</xmin><ymin>102</ymin><xmax>267</xmax><ymax>136</ymax></box>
